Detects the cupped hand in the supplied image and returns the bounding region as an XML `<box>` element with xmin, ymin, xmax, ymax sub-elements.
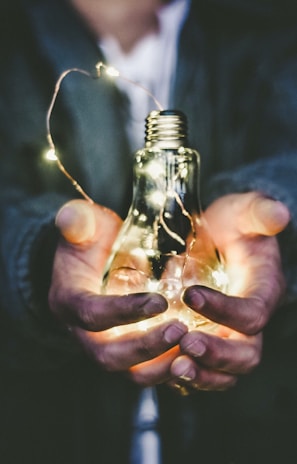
<box><xmin>49</xmin><ymin>199</ymin><xmax>187</xmax><ymax>379</ymax></box>
<box><xmin>168</xmin><ymin>192</ymin><xmax>290</xmax><ymax>393</ymax></box>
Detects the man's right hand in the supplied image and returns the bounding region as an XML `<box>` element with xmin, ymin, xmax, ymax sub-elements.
<box><xmin>49</xmin><ymin>199</ymin><xmax>187</xmax><ymax>381</ymax></box>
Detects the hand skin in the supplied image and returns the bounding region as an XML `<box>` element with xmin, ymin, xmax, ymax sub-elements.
<box><xmin>167</xmin><ymin>192</ymin><xmax>291</xmax><ymax>392</ymax></box>
<box><xmin>49</xmin><ymin>192</ymin><xmax>290</xmax><ymax>392</ymax></box>
<box><xmin>49</xmin><ymin>200</ymin><xmax>188</xmax><ymax>377</ymax></box>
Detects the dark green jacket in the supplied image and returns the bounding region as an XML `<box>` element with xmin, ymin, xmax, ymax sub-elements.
<box><xmin>0</xmin><ymin>0</ymin><xmax>297</xmax><ymax>462</ymax></box>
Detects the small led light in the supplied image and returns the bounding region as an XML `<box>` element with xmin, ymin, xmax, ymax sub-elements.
<box><xmin>148</xmin><ymin>191</ymin><xmax>166</xmax><ymax>208</ymax></box>
<box><xmin>105</xmin><ymin>66</ymin><xmax>120</xmax><ymax>77</ymax></box>
<box><xmin>138</xmin><ymin>213</ymin><xmax>147</xmax><ymax>222</ymax></box>
<box><xmin>145</xmin><ymin>160</ymin><xmax>165</xmax><ymax>180</ymax></box>
<box><xmin>45</xmin><ymin>148</ymin><xmax>58</xmax><ymax>161</ymax></box>
<box><xmin>212</xmin><ymin>268</ymin><xmax>229</xmax><ymax>288</ymax></box>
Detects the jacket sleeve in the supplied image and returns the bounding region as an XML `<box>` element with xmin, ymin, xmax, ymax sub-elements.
<box><xmin>0</xmin><ymin>11</ymin><xmax>84</xmax><ymax>369</ymax></box>
<box><xmin>0</xmin><ymin>1</ymin><xmax>131</xmax><ymax>371</ymax></box>
<box><xmin>200</xmin><ymin>29</ymin><xmax>297</xmax><ymax>348</ymax></box>
<box><xmin>202</xmin><ymin>18</ymin><xmax>297</xmax><ymax>305</ymax></box>
<box><xmin>0</xmin><ymin>189</ymin><xmax>84</xmax><ymax>371</ymax></box>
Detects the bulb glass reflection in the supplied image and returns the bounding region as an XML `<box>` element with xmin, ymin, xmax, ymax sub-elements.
<box><xmin>101</xmin><ymin>110</ymin><xmax>229</xmax><ymax>333</ymax></box>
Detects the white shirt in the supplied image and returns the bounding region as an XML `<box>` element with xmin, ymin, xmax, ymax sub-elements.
<box><xmin>99</xmin><ymin>3</ymin><xmax>191</xmax><ymax>462</ymax></box>
<box><xmin>100</xmin><ymin>0</ymin><xmax>191</xmax><ymax>151</ymax></box>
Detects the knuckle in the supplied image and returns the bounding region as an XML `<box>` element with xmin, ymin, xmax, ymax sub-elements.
<box><xmin>244</xmin><ymin>300</ymin><xmax>267</xmax><ymax>335</ymax></box>
<box><xmin>92</xmin><ymin>347</ymin><xmax>106</xmax><ymax>368</ymax></box>
<box><xmin>137</xmin><ymin>338</ymin><xmax>155</xmax><ymax>360</ymax></box>
<box><xmin>77</xmin><ymin>302</ymin><xmax>99</xmax><ymax>331</ymax></box>
<box><xmin>244</xmin><ymin>345</ymin><xmax>262</xmax><ymax>373</ymax></box>
<box><xmin>233</xmin><ymin>340</ymin><xmax>262</xmax><ymax>375</ymax></box>
<box><xmin>135</xmin><ymin>329</ymin><xmax>167</xmax><ymax>360</ymax></box>
<box><xmin>93</xmin><ymin>346</ymin><xmax>116</xmax><ymax>372</ymax></box>
<box><xmin>48</xmin><ymin>286</ymin><xmax>70</xmax><ymax>322</ymax></box>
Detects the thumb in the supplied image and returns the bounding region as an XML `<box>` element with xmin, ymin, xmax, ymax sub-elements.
<box><xmin>55</xmin><ymin>199</ymin><xmax>122</xmax><ymax>244</ymax></box>
<box><xmin>239</xmin><ymin>195</ymin><xmax>290</xmax><ymax>236</ymax></box>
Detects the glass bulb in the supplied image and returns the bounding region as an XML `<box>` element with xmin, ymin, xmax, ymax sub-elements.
<box><xmin>101</xmin><ymin>110</ymin><xmax>228</xmax><ymax>332</ymax></box>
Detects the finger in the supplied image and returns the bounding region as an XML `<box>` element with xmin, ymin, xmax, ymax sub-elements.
<box><xmin>54</xmin><ymin>291</ymin><xmax>168</xmax><ymax>331</ymax></box>
<box><xmin>179</xmin><ymin>330</ymin><xmax>262</xmax><ymax>375</ymax></box>
<box><xmin>204</xmin><ymin>193</ymin><xmax>290</xmax><ymax>249</ymax></box>
<box><xmin>129</xmin><ymin>346</ymin><xmax>180</xmax><ymax>386</ymax></box>
<box><xmin>71</xmin><ymin>320</ymin><xmax>187</xmax><ymax>372</ymax></box>
<box><xmin>170</xmin><ymin>355</ymin><xmax>237</xmax><ymax>391</ymax></box>
<box><xmin>237</xmin><ymin>195</ymin><xmax>290</xmax><ymax>236</ymax></box>
<box><xmin>183</xmin><ymin>280</ymin><xmax>282</xmax><ymax>335</ymax></box>
<box><xmin>55</xmin><ymin>200</ymin><xmax>97</xmax><ymax>243</ymax></box>
<box><xmin>55</xmin><ymin>199</ymin><xmax>122</xmax><ymax>244</ymax></box>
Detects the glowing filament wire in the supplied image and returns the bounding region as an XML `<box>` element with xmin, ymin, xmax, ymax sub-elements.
<box><xmin>45</xmin><ymin>63</ymin><xmax>164</xmax><ymax>203</ymax></box>
<box><xmin>46</xmin><ymin>67</ymin><xmax>94</xmax><ymax>203</ymax></box>
<box><xmin>96</xmin><ymin>62</ymin><xmax>164</xmax><ymax>111</ymax></box>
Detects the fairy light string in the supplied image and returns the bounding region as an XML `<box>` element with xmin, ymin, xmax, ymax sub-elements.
<box><xmin>45</xmin><ymin>61</ymin><xmax>193</xmax><ymax>250</ymax></box>
<box><xmin>45</xmin><ymin>62</ymin><xmax>163</xmax><ymax>204</ymax></box>
<box><xmin>45</xmin><ymin>67</ymin><xmax>95</xmax><ymax>203</ymax></box>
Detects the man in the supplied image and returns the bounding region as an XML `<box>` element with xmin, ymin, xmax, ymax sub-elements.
<box><xmin>0</xmin><ymin>0</ymin><xmax>296</xmax><ymax>463</ymax></box>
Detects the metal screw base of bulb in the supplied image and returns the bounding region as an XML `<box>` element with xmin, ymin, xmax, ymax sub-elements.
<box><xmin>145</xmin><ymin>110</ymin><xmax>188</xmax><ymax>149</ymax></box>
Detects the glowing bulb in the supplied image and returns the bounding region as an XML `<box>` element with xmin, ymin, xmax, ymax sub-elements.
<box><xmin>102</xmin><ymin>110</ymin><xmax>229</xmax><ymax>334</ymax></box>
<box><xmin>131</xmin><ymin>247</ymin><xmax>148</xmax><ymax>258</ymax></box>
<box><xmin>212</xmin><ymin>268</ymin><xmax>229</xmax><ymax>288</ymax></box>
<box><xmin>106</xmin><ymin>66</ymin><xmax>120</xmax><ymax>77</ymax></box>
<box><xmin>45</xmin><ymin>148</ymin><xmax>58</xmax><ymax>161</ymax></box>
<box><xmin>148</xmin><ymin>190</ymin><xmax>166</xmax><ymax>208</ymax></box>
<box><xmin>138</xmin><ymin>214</ymin><xmax>147</xmax><ymax>222</ymax></box>
<box><xmin>96</xmin><ymin>62</ymin><xmax>121</xmax><ymax>77</ymax></box>
<box><xmin>179</xmin><ymin>166</ymin><xmax>188</xmax><ymax>179</ymax></box>
<box><xmin>145</xmin><ymin>160</ymin><xmax>165</xmax><ymax>180</ymax></box>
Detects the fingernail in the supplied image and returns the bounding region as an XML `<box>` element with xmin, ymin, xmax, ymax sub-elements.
<box><xmin>172</xmin><ymin>358</ymin><xmax>196</xmax><ymax>381</ymax></box>
<box><xmin>184</xmin><ymin>338</ymin><xmax>206</xmax><ymax>357</ymax></box>
<box><xmin>55</xmin><ymin>205</ymin><xmax>75</xmax><ymax>226</ymax></box>
<box><xmin>164</xmin><ymin>323</ymin><xmax>187</xmax><ymax>344</ymax></box>
<box><xmin>140</xmin><ymin>293</ymin><xmax>168</xmax><ymax>315</ymax></box>
<box><xmin>254</xmin><ymin>197</ymin><xmax>290</xmax><ymax>235</ymax></box>
<box><xmin>55</xmin><ymin>202</ymin><xmax>96</xmax><ymax>243</ymax></box>
<box><xmin>183</xmin><ymin>287</ymin><xmax>205</xmax><ymax>309</ymax></box>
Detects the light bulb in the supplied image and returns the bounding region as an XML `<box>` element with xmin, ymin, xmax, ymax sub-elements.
<box><xmin>101</xmin><ymin>110</ymin><xmax>228</xmax><ymax>333</ymax></box>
